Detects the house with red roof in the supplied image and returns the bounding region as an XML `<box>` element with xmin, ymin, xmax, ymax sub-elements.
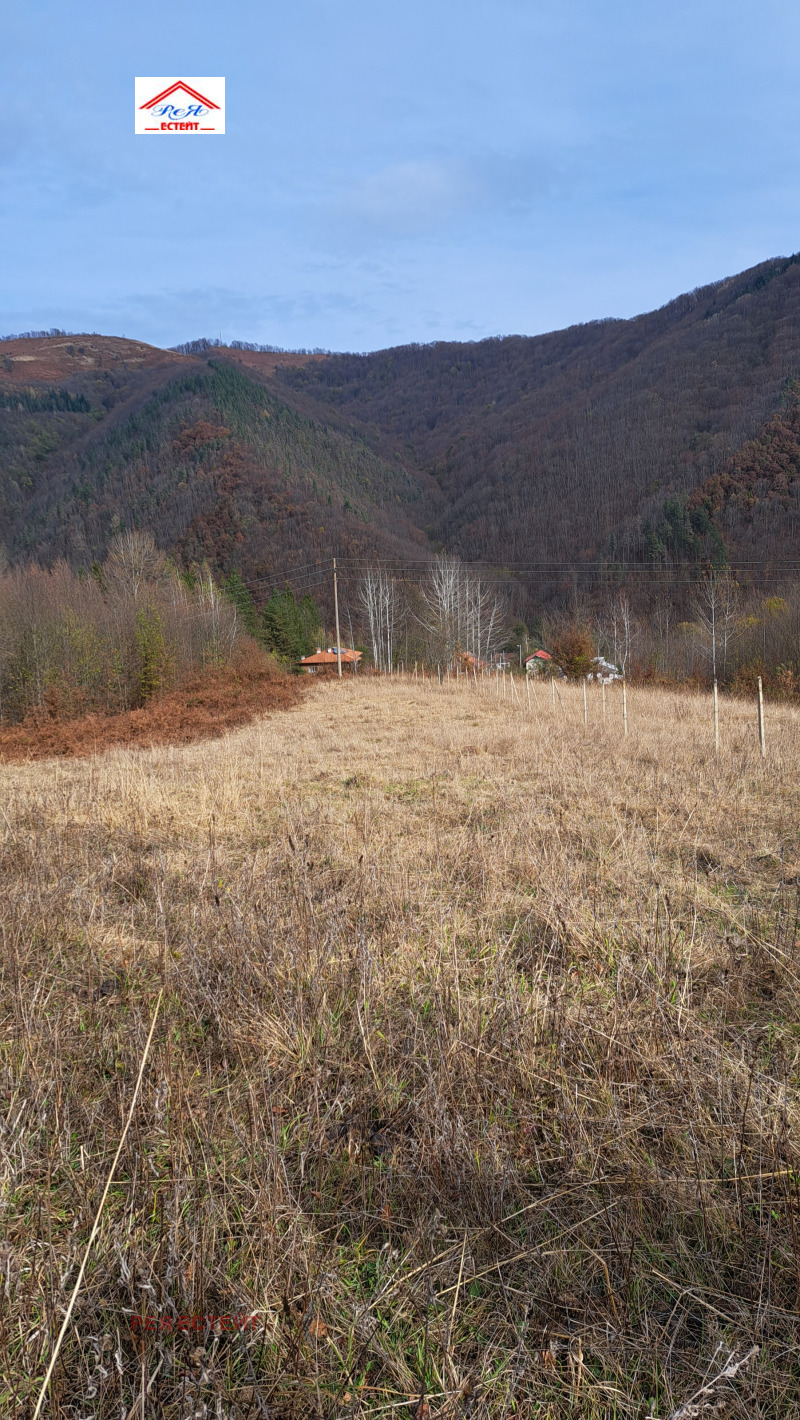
<box><xmin>298</xmin><ymin>647</ymin><xmax>362</xmax><ymax>673</ymax></box>
<box><xmin>524</xmin><ymin>649</ymin><xmax>553</xmax><ymax>674</ymax></box>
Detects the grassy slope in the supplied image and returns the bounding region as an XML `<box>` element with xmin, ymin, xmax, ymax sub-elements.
<box><xmin>1</xmin><ymin>678</ymin><xmax>799</xmax><ymax>1416</ymax></box>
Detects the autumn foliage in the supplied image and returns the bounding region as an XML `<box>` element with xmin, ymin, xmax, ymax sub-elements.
<box><xmin>0</xmin><ymin>531</ymin><xmax>300</xmax><ymax>755</ymax></box>
<box><xmin>548</xmin><ymin>626</ymin><xmax>595</xmax><ymax>678</ymax></box>
<box><xmin>0</xmin><ymin>648</ymin><xmax>300</xmax><ymax>761</ymax></box>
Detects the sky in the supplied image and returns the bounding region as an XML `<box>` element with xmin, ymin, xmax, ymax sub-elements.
<box><xmin>3</xmin><ymin>0</ymin><xmax>800</xmax><ymax>352</ymax></box>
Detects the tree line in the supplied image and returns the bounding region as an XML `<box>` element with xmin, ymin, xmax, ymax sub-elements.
<box><xmin>0</xmin><ymin>387</ymin><xmax>92</xmax><ymax>414</ymax></box>
<box><xmin>538</xmin><ymin>569</ymin><xmax>800</xmax><ymax>695</ymax></box>
<box><xmin>260</xmin><ymin>555</ymin><xmax>800</xmax><ymax>695</ymax></box>
<box><xmin>3</xmin><ymin>535</ymin><xmax>800</xmax><ymax>726</ymax></box>
<box><xmin>0</xmin><ymin>532</ymin><xmax>245</xmax><ymax>724</ymax></box>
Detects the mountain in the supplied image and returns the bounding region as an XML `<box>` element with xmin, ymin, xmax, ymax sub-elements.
<box><xmin>274</xmin><ymin>254</ymin><xmax>800</xmax><ymax>585</ymax></box>
<box><xmin>4</xmin><ymin>253</ymin><xmax>800</xmax><ymax>615</ymax></box>
<box><xmin>0</xmin><ymin>335</ymin><xmax>440</xmax><ymax>596</ymax></box>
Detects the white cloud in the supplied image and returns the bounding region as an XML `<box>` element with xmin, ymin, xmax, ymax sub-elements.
<box><xmin>330</xmin><ymin>151</ymin><xmax>559</xmax><ymax>239</ymax></box>
<box><xmin>343</xmin><ymin>159</ymin><xmax>474</xmax><ymax>234</ymax></box>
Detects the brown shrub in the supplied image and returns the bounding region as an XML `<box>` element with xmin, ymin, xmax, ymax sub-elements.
<box><xmin>0</xmin><ymin>646</ymin><xmax>301</xmax><ymax>760</ymax></box>
<box><xmin>548</xmin><ymin>625</ymin><xmax>595</xmax><ymax>677</ymax></box>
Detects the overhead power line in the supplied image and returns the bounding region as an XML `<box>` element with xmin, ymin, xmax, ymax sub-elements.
<box><xmin>237</xmin><ymin>556</ymin><xmax>800</xmax><ymax>601</ymax></box>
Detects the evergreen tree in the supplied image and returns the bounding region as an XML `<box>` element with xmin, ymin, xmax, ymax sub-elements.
<box><xmin>222</xmin><ymin>570</ymin><xmax>258</xmax><ymax>636</ymax></box>
<box><xmin>261</xmin><ymin>590</ymin><xmax>322</xmax><ymax>661</ymax></box>
<box><xmin>297</xmin><ymin>593</ymin><xmax>323</xmax><ymax>655</ymax></box>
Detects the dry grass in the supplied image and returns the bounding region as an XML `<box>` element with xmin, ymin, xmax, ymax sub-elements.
<box><xmin>2</xmin><ymin>675</ymin><xmax>800</xmax><ymax>1418</ymax></box>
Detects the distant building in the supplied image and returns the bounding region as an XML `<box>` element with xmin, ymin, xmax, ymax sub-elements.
<box><xmin>298</xmin><ymin>647</ymin><xmax>362</xmax><ymax>673</ymax></box>
<box><xmin>586</xmin><ymin>655</ymin><xmax>622</xmax><ymax>683</ymax></box>
<box><xmin>524</xmin><ymin>649</ymin><xmax>553</xmax><ymax>674</ymax></box>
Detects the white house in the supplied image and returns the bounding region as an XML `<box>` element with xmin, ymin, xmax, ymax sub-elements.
<box><xmin>524</xmin><ymin>649</ymin><xmax>553</xmax><ymax>674</ymax></box>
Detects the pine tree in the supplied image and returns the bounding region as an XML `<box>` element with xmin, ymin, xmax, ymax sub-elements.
<box><xmin>222</xmin><ymin>571</ymin><xmax>258</xmax><ymax>636</ymax></box>
<box><xmin>261</xmin><ymin>590</ymin><xmax>322</xmax><ymax>662</ymax></box>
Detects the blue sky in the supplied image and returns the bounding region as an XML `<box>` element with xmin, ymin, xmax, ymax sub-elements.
<box><xmin>3</xmin><ymin>0</ymin><xmax>800</xmax><ymax>351</ymax></box>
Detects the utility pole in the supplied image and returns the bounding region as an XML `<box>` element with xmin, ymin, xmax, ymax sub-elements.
<box><xmin>333</xmin><ymin>558</ymin><xmax>342</xmax><ymax>678</ymax></box>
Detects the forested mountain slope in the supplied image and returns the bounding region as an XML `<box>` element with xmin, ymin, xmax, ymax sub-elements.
<box><xmin>0</xmin><ymin>339</ymin><xmax>438</xmax><ymax>584</ymax></box>
<box><xmin>276</xmin><ymin>254</ymin><xmax>800</xmax><ymax>576</ymax></box>
<box><xmin>4</xmin><ymin>253</ymin><xmax>800</xmax><ymax>607</ymax></box>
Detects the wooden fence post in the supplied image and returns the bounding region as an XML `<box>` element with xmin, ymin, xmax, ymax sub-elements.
<box><xmin>622</xmin><ymin>679</ymin><xmax>628</xmax><ymax>736</ymax></box>
<box><xmin>583</xmin><ymin>678</ymin><xmax>588</xmax><ymax>730</ymax></box>
<box><xmin>757</xmin><ymin>676</ymin><xmax>766</xmax><ymax>758</ymax></box>
<box><xmin>602</xmin><ymin>680</ymin><xmax>606</xmax><ymax>724</ymax></box>
<box><xmin>713</xmin><ymin>678</ymin><xmax>719</xmax><ymax>755</ymax></box>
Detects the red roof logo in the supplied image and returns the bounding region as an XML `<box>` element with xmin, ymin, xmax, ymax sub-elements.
<box><xmin>135</xmin><ymin>77</ymin><xmax>225</xmax><ymax>134</ymax></box>
<box><xmin>139</xmin><ymin>80</ymin><xmax>220</xmax><ymax>111</ymax></box>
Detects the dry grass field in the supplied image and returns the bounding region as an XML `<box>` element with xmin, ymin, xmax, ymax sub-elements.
<box><xmin>2</xmin><ymin>675</ymin><xmax>800</xmax><ymax>1418</ymax></box>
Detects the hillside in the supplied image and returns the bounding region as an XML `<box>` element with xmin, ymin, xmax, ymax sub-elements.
<box><xmin>4</xmin><ymin>255</ymin><xmax>800</xmax><ymax>612</ymax></box>
<box><xmin>0</xmin><ymin>337</ymin><xmax>438</xmax><ymax>590</ymax></box>
<box><xmin>276</xmin><ymin>253</ymin><xmax>800</xmax><ymax>583</ymax></box>
<box><xmin>682</xmin><ymin>382</ymin><xmax>800</xmax><ymax>569</ymax></box>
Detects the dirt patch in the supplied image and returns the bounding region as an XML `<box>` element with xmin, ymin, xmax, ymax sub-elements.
<box><xmin>0</xmin><ymin>655</ymin><xmax>303</xmax><ymax>761</ymax></box>
<box><xmin>0</xmin><ymin>334</ymin><xmax>193</xmax><ymax>384</ymax></box>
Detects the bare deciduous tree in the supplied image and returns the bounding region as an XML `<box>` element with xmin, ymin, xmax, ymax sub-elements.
<box><xmin>652</xmin><ymin>593</ymin><xmax>674</xmax><ymax>677</ymax></box>
<box><xmin>359</xmin><ymin>569</ymin><xmax>397</xmax><ymax>672</ymax></box>
<box><xmin>692</xmin><ymin>569</ymin><xmax>741</xmax><ymax>681</ymax></box>
<box><xmin>197</xmin><ymin>568</ymin><xmax>239</xmax><ymax>666</ymax></box>
<box><xmin>602</xmin><ymin>592</ymin><xmax>637</xmax><ymax>676</ymax></box>
<box><xmin>105</xmin><ymin>531</ymin><xmax>166</xmax><ymax>602</ymax></box>
<box><xmin>417</xmin><ymin>554</ymin><xmax>504</xmax><ymax>668</ymax></box>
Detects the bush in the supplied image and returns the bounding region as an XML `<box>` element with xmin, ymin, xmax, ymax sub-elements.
<box><xmin>549</xmin><ymin>626</ymin><xmax>595</xmax><ymax>678</ymax></box>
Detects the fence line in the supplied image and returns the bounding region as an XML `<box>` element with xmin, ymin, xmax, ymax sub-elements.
<box><xmin>351</xmin><ymin>666</ymin><xmax>779</xmax><ymax>764</ymax></box>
